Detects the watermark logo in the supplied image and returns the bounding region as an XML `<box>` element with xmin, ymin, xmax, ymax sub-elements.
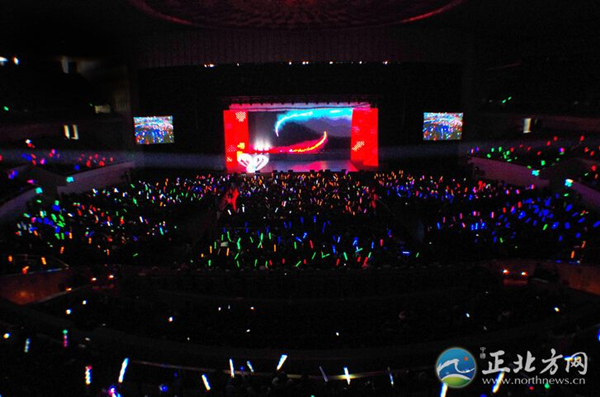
<box><xmin>481</xmin><ymin>349</ymin><xmax>588</xmax><ymax>376</ymax></box>
<box><xmin>435</xmin><ymin>347</ymin><xmax>588</xmax><ymax>392</ymax></box>
<box><xmin>436</xmin><ymin>347</ymin><xmax>477</xmax><ymax>388</ymax></box>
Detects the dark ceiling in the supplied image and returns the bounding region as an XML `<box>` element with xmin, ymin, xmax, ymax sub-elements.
<box><xmin>127</xmin><ymin>0</ymin><xmax>465</xmax><ymax>30</ymax></box>
<box><xmin>424</xmin><ymin>0</ymin><xmax>600</xmax><ymax>39</ymax></box>
<box><xmin>0</xmin><ymin>0</ymin><xmax>599</xmax><ymax>56</ymax></box>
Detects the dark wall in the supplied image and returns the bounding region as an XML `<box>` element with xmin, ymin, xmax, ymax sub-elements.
<box><xmin>131</xmin><ymin>27</ymin><xmax>467</xmax><ymax>69</ymax></box>
<box><xmin>135</xmin><ymin>63</ymin><xmax>463</xmax><ymax>155</ymax></box>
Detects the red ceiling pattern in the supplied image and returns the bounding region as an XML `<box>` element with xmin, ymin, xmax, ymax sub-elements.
<box><xmin>130</xmin><ymin>0</ymin><xmax>465</xmax><ymax>30</ymax></box>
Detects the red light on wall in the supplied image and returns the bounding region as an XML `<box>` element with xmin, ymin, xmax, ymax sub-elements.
<box><xmin>225</xmin><ymin>107</ymin><xmax>378</xmax><ymax>172</ymax></box>
<box><xmin>223</xmin><ymin>110</ymin><xmax>249</xmax><ymax>172</ymax></box>
<box><xmin>351</xmin><ymin>108</ymin><xmax>378</xmax><ymax>167</ymax></box>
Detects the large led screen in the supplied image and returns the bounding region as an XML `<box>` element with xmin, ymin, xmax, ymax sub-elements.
<box><xmin>134</xmin><ymin>116</ymin><xmax>174</xmax><ymax>145</ymax></box>
<box><xmin>423</xmin><ymin>112</ymin><xmax>463</xmax><ymax>141</ymax></box>
<box><xmin>248</xmin><ymin>108</ymin><xmax>352</xmax><ymax>156</ymax></box>
<box><xmin>224</xmin><ymin>106</ymin><xmax>378</xmax><ymax>172</ymax></box>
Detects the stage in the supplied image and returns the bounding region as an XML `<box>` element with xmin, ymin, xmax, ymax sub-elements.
<box><xmin>224</xmin><ymin>104</ymin><xmax>378</xmax><ymax>173</ymax></box>
<box><xmin>259</xmin><ymin>160</ymin><xmax>358</xmax><ymax>173</ymax></box>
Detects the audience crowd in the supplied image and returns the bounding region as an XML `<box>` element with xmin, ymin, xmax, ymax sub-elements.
<box><xmin>2</xmin><ymin>168</ymin><xmax>600</xmax><ymax>275</ymax></box>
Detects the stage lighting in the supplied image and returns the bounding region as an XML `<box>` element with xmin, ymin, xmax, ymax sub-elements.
<box><xmin>319</xmin><ymin>366</ymin><xmax>328</xmax><ymax>382</ymax></box>
<box><xmin>118</xmin><ymin>358</ymin><xmax>129</xmax><ymax>383</ymax></box>
<box><xmin>343</xmin><ymin>367</ymin><xmax>351</xmax><ymax>385</ymax></box>
<box><xmin>276</xmin><ymin>354</ymin><xmax>288</xmax><ymax>371</ymax></box>
<box><xmin>492</xmin><ymin>371</ymin><xmax>505</xmax><ymax>393</ymax></box>
<box><xmin>440</xmin><ymin>383</ymin><xmax>448</xmax><ymax>397</ymax></box>
<box><xmin>202</xmin><ymin>374</ymin><xmax>211</xmax><ymax>391</ymax></box>
<box><xmin>108</xmin><ymin>385</ymin><xmax>120</xmax><ymax>397</ymax></box>
<box><xmin>85</xmin><ymin>365</ymin><xmax>92</xmax><ymax>386</ymax></box>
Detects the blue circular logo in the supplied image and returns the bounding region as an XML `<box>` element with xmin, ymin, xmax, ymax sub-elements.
<box><xmin>436</xmin><ymin>347</ymin><xmax>477</xmax><ymax>388</ymax></box>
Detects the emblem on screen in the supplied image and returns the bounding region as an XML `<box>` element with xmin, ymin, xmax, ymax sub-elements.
<box><xmin>238</xmin><ymin>153</ymin><xmax>269</xmax><ymax>173</ymax></box>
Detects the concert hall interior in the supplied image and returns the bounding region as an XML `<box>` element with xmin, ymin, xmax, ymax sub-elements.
<box><xmin>2</xmin><ymin>1</ymin><xmax>600</xmax><ymax>396</ymax></box>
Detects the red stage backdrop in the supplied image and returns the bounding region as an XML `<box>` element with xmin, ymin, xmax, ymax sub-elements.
<box><xmin>351</xmin><ymin>108</ymin><xmax>379</xmax><ymax>168</ymax></box>
<box><xmin>223</xmin><ymin>110</ymin><xmax>249</xmax><ymax>171</ymax></box>
<box><xmin>224</xmin><ymin>106</ymin><xmax>377</xmax><ymax>172</ymax></box>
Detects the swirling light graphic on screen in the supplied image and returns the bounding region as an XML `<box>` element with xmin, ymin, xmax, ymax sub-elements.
<box><xmin>274</xmin><ymin>108</ymin><xmax>352</xmax><ymax>136</ymax></box>
<box><xmin>289</xmin><ymin>131</ymin><xmax>328</xmax><ymax>153</ymax></box>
